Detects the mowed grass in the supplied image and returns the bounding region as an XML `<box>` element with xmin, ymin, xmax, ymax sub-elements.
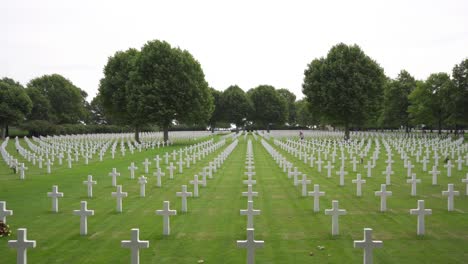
<box><xmin>0</xmin><ymin>134</ymin><xmax>468</xmax><ymax>263</ymax></box>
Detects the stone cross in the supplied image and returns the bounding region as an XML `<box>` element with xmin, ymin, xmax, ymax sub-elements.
<box><xmin>0</xmin><ymin>201</ymin><xmax>13</xmax><ymax>223</ymax></box>
<box><xmin>138</xmin><ymin>176</ymin><xmax>147</xmax><ymax>197</ymax></box>
<box><xmin>350</xmin><ymin>156</ymin><xmax>359</xmax><ymax>172</ymax></box>
<box><xmin>18</xmin><ymin>163</ymin><xmax>27</xmax><ymax>180</ymax></box>
<box><xmin>442</xmin><ymin>183</ymin><xmax>459</xmax><ymax>211</ymax></box>
<box><xmin>73</xmin><ymin>201</ymin><xmax>94</xmax><ymax>235</ymax></box>
<box><xmin>176</xmin><ymin>159</ymin><xmax>185</xmax><ymax>174</ymax></box>
<box><xmin>237</xmin><ymin>228</ymin><xmax>264</xmax><ymax>264</ymax></box>
<box><xmin>176</xmin><ymin>185</ymin><xmax>193</xmax><ymax>212</ymax></box>
<box><xmin>299</xmin><ymin>174</ymin><xmax>311</xmax><ymax>197</ymax></box>
<box><xmin>128</xmin><ymin>162</ymin><xmax>138</xmax><ymax>179</ymax></box>
<box><xmin>121</xmin><ymin>228</ymin><xmax>150</xmax><ymax>264</ymax></box>
<box><xmin>142</xmin><ymin>159</ymin><xmax>151</xmax><ymax>174</ymax></box>
<box><xmin>382</xmin><ymin>165</ymin><xmax>393</xmax><ymax>185</ymax></box>
<box><xmin>67</xmin><ymin>155</ymin><xmax>73</xmax><ymax>169</ymax></box>
<box><xmin>109</xmin><ymin>168</ymin><xmax>120</xmax><ymax>187</ymax></box>
<box><xmin>363</xmin><ymin>161</ymin><xmax>373</xmax><ymax>178</ymax></box>
<box><xmin>243</xmin><ymin>175</ymin><xmax>256</xmax><ymax>185</ymax></box>
<box><xmin>375</xmin><ymin>184</ymin><xmax>392</xmax><ymax>212</ymax></box>
<box><xmin>353</xmin><ymin>228</ymin><xmax>383</xmax><ymax>264</ymax></box>
<box><xmin>154</xmin><ymin>155</ymin><xmax>161</xmax><ymax>168</ymax></box>
<box><xmin>316</xmin><ymin>158</ymin><xmax>324</xmax><ymax>172</ymax></box>
<box><xmin>167</xmin><ymin>163</ymin><xmax>176</xmax><ymax>179</ymax></box>
<box><xmin>336</xmin><ymin>167</ymin><xmax>348</xmax><ymax>186</ymax></box>
<box><xmin>406</xmin><ymin>173</ymin><xmax>421</xmax><ymax>196</ymax></box>
<box><xmin>352</xmin><ymin>174</ymin><xmax>366</xmax><ymax>197</ymax></box>
<box><xmin>111</xmin><ymin>185</ymin><xmax>128</xmax><ymax>213</ymax></box>
<box><xmin>242</xmin><ymin>185</ymin><xmax>258</xmax><ymax>202</ymax></box>
<box><xmin>190</xmin><ymin>175</ymin><xmax>202</xmax><ymax>197</ymax></box>
<box><xmin>164</xmin><ymin>152</ymin><xmax>170</xmax><ymax>164</ymax></box>
<box><xmin>153</xmin><ymin>168</ymin><xmax>165</xmax><ymax>187</ymax></box>
<box><xmin>410</xmin><ymin>200</ymin><xmax>432</xmax><ymax>235</ymax></box>
<box><xmin>83</xmin><ymin>175</ymin><xmax>97</xmax><ymax>198</ymax></box>
<box><xmin>324</xmin><ymin>161</ymin><xmax>334</xmax><ymax>178</ymax></box>
<box><xmin>45</xmin><ymin>159</ymin><xmax>53</xmax><ymax>174</ymax></box>
<box><xmin>455</xmin><ymin>156</ymin><xmax>463</xmax><ymax>170</ymax></box>
<box><xmin>155</xmin><ymin>201</ymin><xmax>177</xmax><ymax>235</ymax></box>
<box><xmin>245</xmin><ymin>171</ymin><xmax>256</xmax><ymax>178</ymax></box>
<box><xmin>308</xmin><ymin>184</ymin><xmax>325</xmax><ymax>212</ymax></box>
<box><xmin>47</xmin><ymin>185</ymin><xmax>64</xmax><ymax>213</ymax></box>
<box><xmin>406</xmin><ymin>161</ymin><xmax>414</xmax><ymax>177</ymax></box>
<box><xmin>462</xmin><ymin>174</ymin><xmax>468</xmax><ymax>195</ymax></box>
<box><xmin>421</xmin><ymin>157</ymin><xmax>429</xmax><ymax>171</ymax></box>
<box><xmin>8</xmin><ymin>228</ymin><xmax>36</xmax><ymax>264</ymax></box>
<box><xmin>325</xmin><ymin>200</ymin><xmax>347</xmax><ymax>235</ymax></box>
<box><xmin>429</xmin><ymin>166</ymin><xmax>440</xmax><ymax>185</ymax></box>
<box><xmin>240</xmin><ymin>201</ymin><xmax>261</xmax><ymax>228</ymax></box>
<box><xmin>444</xmin><ymin>160</ymin><xmax>454</xmax><ymax>177</ymax></box>
<box><xmin>38</xmin><ymin>156</ymin><xmax>43</xmax><ymax>169</ymax></box>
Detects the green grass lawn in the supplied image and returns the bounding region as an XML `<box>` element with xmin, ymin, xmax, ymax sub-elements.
<box><xmin>1</xmin><ymin>135</ymin><xmax>468</xmax><ymax>263</ymax></box>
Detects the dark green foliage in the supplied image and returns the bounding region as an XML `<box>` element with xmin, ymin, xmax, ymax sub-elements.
<box><xmin>220</xmin><ymin>85</ymin><xmax>251</xmax><ymax>131</ymax></box>
<box><xmin>295</xmin><ymin>99</ymin><xmax>316</xmax><ymax>127</ymax></box>
<box><xmin>448</xmin><ymin>58</ymin><xmax>468</xmax><ymax>128</ymax></box>
<box><xmin>302</xmin><ymin>43</ymin><xmax>385</xmax><ymax>139</ymax></box>
<box><xmin>247</xmin><ymin>85</ymin><xmax>287</xmax><ymax>131</ymax></box>
<box><xmin>208</xmin><ymin>88</ymin><xmax>224</xmax><ymax>132</ymax></box>
<box><xmin>277</xmin><ymin>88</ymin><xmax>296</xmax><ymax>125</ymax></box>
<box><xmin>26</xmin><ymin>74</ymin><xmax>87</xmax><ymax>124</ymax></box>
<box><xmin>0</xmin><ymin>78</ymin><xmax>32</xmax><ymax>138</ymax></box>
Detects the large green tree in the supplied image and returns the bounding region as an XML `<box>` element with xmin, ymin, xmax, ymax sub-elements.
<box><xmin>295</xmin><ymin>99</ymin><xmax>316</xmax><ymax>128</ymax></box>
<box><xmin>277</xmin><ymin>88</ymin><xmax>296</xmax><ymax>125</ymax></box>
<box><xmin>26</xmin><ymin>74</ymin><xmax>87</xmax><ymax>124</ymax></box>
<box><xmin>381</xmin><ymin>70</ymin><xmax>416</xmax><ymax>131</ymax></box>
<box><xmin>448</xmin><ymin>58</ymin><xmax>468</xmax><ymax>131</ymax></box>
<box><xmin>220</xmin><ymin>85</ymin><xmax>251</xmax><ymax>132</ymax></box>
<box><xmin>207</xmin><ymin>88</ymin><xmax>224</xmax><ymax>133</ymax></box>
<box><xmin>99</xmin><ymin>40</ymin><xmax>213</xmax><ymax>142</ymax></box>
<box><xmin>302</xmin><ymin>43</ymin><xmax>385</xmax><ymax>139</ymax></box>
<box><xmin>0</xmin><ymin>78</ymin><xmax>32</xmax><ymax>139</ymax></box>
<box><xmin>408</xmin><ymin>73</ymin><xmax>452</xmax><ymax>134</ymax></box>
<box><xmin>247</xmin><ymin>85</ymin><xmax>287</xmax><ymax>132</ymax></box>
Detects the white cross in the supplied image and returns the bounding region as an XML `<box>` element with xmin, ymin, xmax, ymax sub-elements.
<box><xmin>406</xmin><ymin>173</ymin><xmax>421</xmax><ymax>196</ymax></box>
<box><xmin>325</xmin><ymin>200</ymin><xmax>347</xmax><ymax>235</ymax></box>
<box><xmin>421</xmin><ymin>157</ymin><xmax>429</xmax><ymax>171</ymax></box>
<box><xmin>336</xmin><ymin>167</ymin><xmax>348</xmax><ymax>186</ymax></box>
<box><xmin>0</xmin><ymin>201</ymin><xmax>13</xmax><ymax>223</ymax></box>
<box><xmin>444</xmin><ymin>160</ymin><xmax>454</xmax><ymax>177</ymax></box>
<box><xmin>142</xmin><ymin>159</ymin><xmax>151</xmax><ymax>173</ymax></box>
<box><xmin>18</xmin><ymin>163</ymin><xmax>27</xmax><ymax>180</ymax></box>
<box><xmin>45</xmin><ymin>159</ymin><xmax>53</xmax><ymax>174</ymax></box>
<box><xmin>67</xmin><ymin>155</ymin><xmax>73</xmax><ymax>168</ymax></box>
<box><xmin>176</xmin><ymin>159</ymin><xmax>185</xmax><ymax>174</ymax></box>
<box><xmin>375</xmin><ymin>184</ymin><xmax>392</xmax><ymax>212</ymax></box>
<box><xmin>83</xmin><ymin>175</ymin><xmax>97</xmax><ymax>198</ymax></box>
<box><xmin>8</xmin><ymin>228</ymin><xmax>36</xmax><ymax>264</ymax></box>
<box><xmin>47</xmin><ymin>185</ymin><xmax>64</xmax><ymax>213</ymax></box>
<box><xmin>164</xmin><ymin>152</ymin><xmax>170</xmax><ymax>164</ymax></box>
<box><xmin>363</xmin><ymin>161</ymin><xmax>373</xmax><ymax>178</ymax></box>
<box><xmin>316</xmin><ymin>158</ymin><xmax>324</xmax><ymax>172</ymax></box>
<box><xmin>242</xmin><ymin>185</ymin><xmax>258</xmax><ymax>202</ymax></box>
<box><xmin>199</xmin><ymin>169</ymin><xmax>208</xmax><ymax>186</ymax></box>
<box><xmin>155</xmin><ymin>201</ymin><xmax>177</xmax><ymax>235</ymax></box>
<box><xmin>176</xmin><ymin>185</ymin><xmax>193</xmax><ymax>212</ymax></box>
<box><xmin>240</xmin><ymin>201</ymin><xmax>261</xmax><ymax>229</ymax></box>
<box><xmin>350</xmin><ymin>156</ymin><xmax>359</xmax><ymax>172</ymax></box>
<box><xmin>429</xmin><ymin>166</ymin><xmax>440</xmax><ymax>185</ymax></box>
<box><xmin>154</xmin><ymin>155</ymin><xmax>162</xmax><ymax>168</ymax></box>
<box><xmin>121</xmin><ymin>228</ymin><xmax>150</xmax><ymax>264</ymax></box>
<box><xmin>353</xmin><ymin>228</ymin><xmax>383</xmax><ymax>264</ymax></box>
<box><xmin>138</xmin><ymin>176</ymin><xmax>147</xmax><ymax>197</ymax></box>
<box><xmin>167</xmin><ymin>163</ymin><xmax>176</xmax><ymax>179</ymax></box>
<box><xmin>111</xmin><ymin>185</ymin><xmax>128</xmax><ymax>213</ymax></box>
<box><xmin>462</xmin><ymin>173</ymin><xmax>468</xmax><ymax>195</ymax></box>
<box><xmin>406</xmin><ymin>161</ymin><xmax>414</xmax><ymax>177</ymax></box>
<box><xmin>245</xmin><ymin>171</ymin><xmax>256</xmax><ymax>178</ymax></box>
<box><xmin>243</xmin><ymin>174</ymin><xmax>257</xmax><ymax>185</ymax></box>
<box><xmin>352</xmin><ymin>174</ymin><xmax>366</xmax><ymax>197</ymax></box>
<box><xmin>410</xmin><ymin>200</ymin><xmax>432</xmax><ymax>235</ymax></box>
<box><xmin>442</xmin><ymin>183</ymin><xmax>460</xmax><ymax>211</ymax></box>
<box><xmin>128</xmin><ymin>162</ymin><xmax>138</xmax><ymax>179</ymax></box>
<box><xmin>109</xmin><ymin>168</ymin><xmax>120</xmax><ymax>187</ymax></box>
<box><xmin>237</xmin><ymin>228</ymin><xmax>264</xmax><ymax>264</ymax></box>
<box><xmin>299</xmin><ymin>174</ymin><xmax>311</xmax><ymax>197</ymax></box>
<box><xmin>73</xmin><ymin>201</ymin><xmax>94</xmax><ymax>235</ymax></box>
<box><xmin>308</xmin><ymin>184</ymin><xmax>325</xmax><ymax>212</ymax></box>
<box><xmin>324</xmin><ymin>161</ymin><xmax>334</xmax><ymax>178</ymax></box>
<box><xmin>455</xmin><ymin>156</ymin><xmax>463</xmax><ymax>170</ymax></box>
<box><xmin>153</xmin><ymin>167</ymin><xmax>165</xmax><ymax>187</ymax></box>
<box><xmin>190</xmin><ymin>175</ymin><xmax>202</xmax><ymax>197</ymax></box>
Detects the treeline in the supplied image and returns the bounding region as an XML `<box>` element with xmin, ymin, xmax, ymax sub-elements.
<box><xmin>1</xmin><ymin>40</ymin><xmax>466</xmax><ymax>140</ymax></box>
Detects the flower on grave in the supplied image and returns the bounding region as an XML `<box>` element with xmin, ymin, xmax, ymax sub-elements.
<box><xmin>0</xmin><ymin>221</ymin><xmax>12</xmax><ymax>237</ymax></box>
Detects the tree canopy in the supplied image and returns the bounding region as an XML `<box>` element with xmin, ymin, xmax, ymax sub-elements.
<box><xmin>0</xmin><ymin>78</ymin><xmax>32</xmax><ymax>138</ymax></box>
<box><xmin>247</xmin><ymin>85</ymin><xmax>287</xmax><ymax>131</ymax></box>
<box><xmin>277</xmin><ymin>88</ymin><xmax>296</xmax><ymax>125</ymax></box>
<box><xmin>220</xmin><ymin>85</ymin><xmax>251</xmax><ymax>131</ymax></box>
<box><xmin>302</xmin><ymin>43</ymin><xmax>385</xmax><ymax>139</ymax></box>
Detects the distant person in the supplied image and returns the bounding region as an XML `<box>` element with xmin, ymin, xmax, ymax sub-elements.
<box><xmin>299</xmin><ymin>131</ymin><xmax>304</xmax><ymax>140</ymax></box>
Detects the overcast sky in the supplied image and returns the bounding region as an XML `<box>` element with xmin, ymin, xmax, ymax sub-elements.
<box><xmin>2</xmin><ymin>0</ymin><xmax>467</xmax><ymax>101</ymax></box>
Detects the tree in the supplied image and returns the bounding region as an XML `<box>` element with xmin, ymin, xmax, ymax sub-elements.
<box><xmin>408</xmin><ymin>73</ymin><xmax>452</xmax><ymax>134</ymax></box>
<box><xmin>295</xmin><ymin>99</ymin><xmax>316</xmax><ymax>128</ymax></box>
<box><xmin>448</xmin><ymin>58</ymin><xmax>468</xmax><ymax>131</ymax></box>
<box><xmin>0</xmin><ymin>78</ymin><xmax>32</xmax><ymax>138</ymax></box>
<box><xmin>277</xmin><ymin>88</ymin><xmax>297</xmax><ymax>125</ymax></box>
<box><xmin>302</xmin><ymin>43</ymin><xmax>385</xmax><ymax>140</ymax></box>
<box><xmin>26</xmin><ymin>74</ymin><xmax>87</xmax><ymax>124</ymax></box>
<box><xmin>89</xmin><ymin>94</ymin><xmax>109</xmax><ymax>125</ymax></box>
<box><xmin>99</xmin><ymin>40</ymin><xmax>213</xmax><ymax>142</ymax></box>
<box><xmin>220</xmin><ymin>85</ymin><xmax>251</xmax><ymax>132</ymax></box>
<box><xmin>381</xmin><ymin>70</ymin><xmax>416</xmax><ymax>131</ymax></box>
<box><xmin>207</xmin><ymin>88</ymin><xmax>224</xmax><ymax>132</ymax></box>
<box><xmin>247</xmin><ymin>85</ymin><xmax>287</xmax><ymax>132</ymax></box>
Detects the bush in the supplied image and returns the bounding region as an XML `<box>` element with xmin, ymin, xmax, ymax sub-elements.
<box><xmin>0</xmin><ymin>221</ymin><xmax>11</xmax><ymax>237</ymax></box>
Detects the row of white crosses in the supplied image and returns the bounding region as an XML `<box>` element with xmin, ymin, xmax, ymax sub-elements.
<box><xmin>237</xmin><ymin>139</ymin><xmax>264</xmax><ymax>264</ymax></box>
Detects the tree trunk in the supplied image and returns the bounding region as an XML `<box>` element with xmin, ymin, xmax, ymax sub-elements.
<box><xmin>438</xmin><ymin>119</ymin><xmax>442</xmax><ymax>135</ymax></box>
<box><xmin>5</xmin><ymin>125</ymin><xmax>9</xmax><ymax>138</ymax></box>
<box><xmin>267</xmin><ymin>123</ymin><xmax>270</xmax><ymax>133</ymax></box>
<box><xmin>134</xmin><ymin>126</ymin><xmax>140</xmax><ymax>143</ymax></box>
<box><xmin>0</xmin><ymin>125</ymin><xmax>5</xmax><ymax>139</ymax></box>
<box><xmin>211</xmin><ymin>123</ymin><xmax>215</xmax><ymax>133</ymax></box>
<box><xmin>163</xmin><ymin>126</ymin><xmax>169</xmax><ymax>142</ymax></box>
<box><xmin>344</xmin><ymin>123</ymin><xmax>350</xmax><ymax>141</ymax></box>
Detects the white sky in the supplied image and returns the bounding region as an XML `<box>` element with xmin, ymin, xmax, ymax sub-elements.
<box><xmin>2</xmin><ymin>0</ymin><xmax>467</xmax><ymax>101</ymax></box>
